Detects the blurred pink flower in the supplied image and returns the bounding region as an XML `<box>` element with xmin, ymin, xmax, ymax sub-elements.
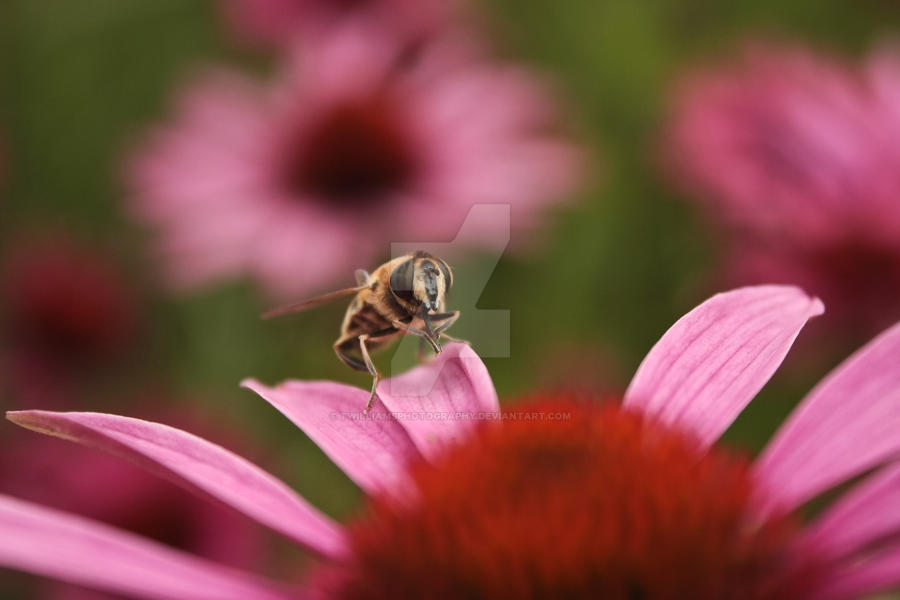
<box><xmin>223</xmin><ymin>0</ymin><xmax>456</xmax><ymax>47</ymax></box>
<box><xmin>0</xmin><ymin>233</ymin><xmax>138</xmax><ymax>407</ymax></box>
<box><xmin>0</xmin><ymin>286</ymin><xmax>899</xmax><ymax>597</ymax></box>
<box><xmin>664</xmin><ymin>42</ymin><xmax>900</xmax><ymax>343</ymax></box>
<box><xmin>0</xmin><ymin>410</ymin><xmax>265</xmax><ymax>599</ymax></box>
<box><xmin>126</xmin><ymin>24</ymin><xmax>581</xmax><ymax>298</ymax></box>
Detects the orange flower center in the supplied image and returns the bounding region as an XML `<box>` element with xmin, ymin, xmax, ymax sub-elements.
<box><xmin>323</xmin><ymin>399</ymin><xmax>823</xmax><ymax>599</ymax></box>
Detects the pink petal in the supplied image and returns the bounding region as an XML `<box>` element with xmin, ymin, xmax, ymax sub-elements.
<box><xmin>754</xmin><ymin>321</ymin><xmax>900</xmax><ymax>514</ymax></box>
<box><xmin>814</xmin><ymin>544</ymin><xmax>900</xmax><ymax>600</ymax></box>
<box><xmin>0</xmin><ymin>494</ymin><xmax>293</xmax><ymax>600</ymax></box>
<box><xmin>801</xmin><ymin>461</ymin><xmax>900</xmax><ymax>561</ymax></box>
<box><xmin>6</xmin><ymin>411</ymin><xmax>344</xmax><ymax>558</ymax></box>
<box><xmin>378</xmin><ymin>343</ymin><xmax>499</xmax><ymax>460</ymax></box>
<box><xmin>241</xmin><ymin>379</ymin><xmax>420</xmax><ymax>496</ymax></box>
<box><xmin>623</xmin><ymin>286</ymin><xmax>824</xmax><ymax>447</ymax></box>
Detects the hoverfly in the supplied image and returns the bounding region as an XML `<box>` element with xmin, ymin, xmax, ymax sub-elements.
<box><xmin>263</xmin><ymin>251</ymin><xmax>460</xmax><ymax>413</ymax></box>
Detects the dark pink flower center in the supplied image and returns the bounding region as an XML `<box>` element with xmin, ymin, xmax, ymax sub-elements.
<box><xmin>2</xmin><ymin>239</ymin><xmax>135</xmax><ymax>364</ymax></box>
<box><xmin>323</xmin><ymin>398</ymin><xmax>823</xmax><ymax>599</ymax></box>
<box><xmin>811</xmin><ymin>238</ymin><xmax>900</xmax><ymax>322</ymax></box>
<box><xmin>331</xmin><ymin>0</ymin><xmax>371</xmax><ymax>8</ymax></box>
<box><xmin>284</xmin><ymin>96</ymin><xmax>418</xmax><ymax>206</ymax></box>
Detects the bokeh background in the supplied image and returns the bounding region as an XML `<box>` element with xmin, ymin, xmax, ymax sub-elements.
<box><xmin>2</xmin><ymin>1</ymin><xmax>900</xmax><ymax>596</ymax></box>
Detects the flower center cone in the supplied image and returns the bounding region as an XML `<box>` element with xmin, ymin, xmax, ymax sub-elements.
<box><xmin>320</xmin><ymin>398</ymin><xmax>824</xmax><ymax>599</ymax></box>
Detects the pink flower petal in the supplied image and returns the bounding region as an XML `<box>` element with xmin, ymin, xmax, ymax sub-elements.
<box><xmin>0</xmin><ymin>494</ymin><xmax>293</xmax><ymax>600</ymax></box>
<box><xmin>127</xmin><ymin>25</ymin><xmax>582</xmax><ymax>298</ymax></box>
<box><xmin>801</xmin><ymin>461</ymin><xmax>900</xmax><ymax>561</ymax></box>
<box><xmin>241</xmin><ymin>379</ymin><xmax>420</xmax><ymax>496</ymax></box>
<box><xmin>814</xmin><ymin>544</ymin><xmax>900</xmax><ymax>600</ymax></box>
<box><xmin>378</xmin><ymin>343</ymin><xmax>499</xmax><ymax>460</ymax></box>
<box><xmin>623</xmin><ymin>286</ymin><xmax>824</xmax><ymax>448</ymax></box>
<box><xmin>6</xmin><ymin>411</ymin><xmax>344</xmax><ymax>558</ymax></box>
<box><xmin>754</xmin><ymin>321</ymin><xmax>900</xmax><ymax>514</ymax></box>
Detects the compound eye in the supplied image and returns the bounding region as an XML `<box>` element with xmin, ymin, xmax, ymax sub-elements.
<box><xmin>389</xmin><ymin>258</ymin><xmax>415</xmax><ymax>302</ymax></box>
<box><xmin>437</xmin><ymin>260</ymin><xmax>453</xmax><ymax>289</ymax></box>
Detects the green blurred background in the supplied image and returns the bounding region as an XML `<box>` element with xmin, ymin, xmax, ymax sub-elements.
<box><xmin>2</xmin><ymin>0</ymin><xmax>899</xmax><ymax>523</ymax></box>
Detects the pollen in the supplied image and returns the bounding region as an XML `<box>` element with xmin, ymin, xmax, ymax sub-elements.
<box><xmin>325</xmin><ymin>397</ymin><xmax>822</xmax><ymax>599</ymax></box>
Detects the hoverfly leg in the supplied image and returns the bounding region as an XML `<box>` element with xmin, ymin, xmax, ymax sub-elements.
<box><xmin>429</xmin><ymin>311</ymin><xmax>457</xmax><ymax>320</ymax></box>
<box><xmin>422</xmin><ymin>311</ymin><xmax>436</xmax><ymax>337</ymax></box>
<box><xmin>391</xmin><ymin>319</ymin><xmax>440</xmax><ymax>354</ymax></box>
<box><xmin>423</xmin><ymin>312</ymin><xmax>443</xmax><ymax>353</ymax></box>
<box><xmin>430</xmin><ymin>310</ymin><xmax>462</xmax><ymax>348</ymax></box>
<box><xmin>358</xmin><ymin>334</ymin><xmax>382</xmax><ymax>415</ymax></box>
<box><xmin>416</xmin><ymin>306</ymin><xmax>444</xmax><ymax>353</ymax></box>
<box><xmin>431</xmin><ymin>311</ymin><xmax>459</xmax><ymax>335</ymax></box>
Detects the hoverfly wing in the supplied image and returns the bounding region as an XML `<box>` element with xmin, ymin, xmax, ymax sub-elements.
<box><xmin>261</xmin><ymin>286</ymin><xmax>367</xmax><ymax>319</ymax></box>
<box><xmin>354</xmin><ymin>269</ymin><xmax>370</xmax><ymax>286</ymax></box>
